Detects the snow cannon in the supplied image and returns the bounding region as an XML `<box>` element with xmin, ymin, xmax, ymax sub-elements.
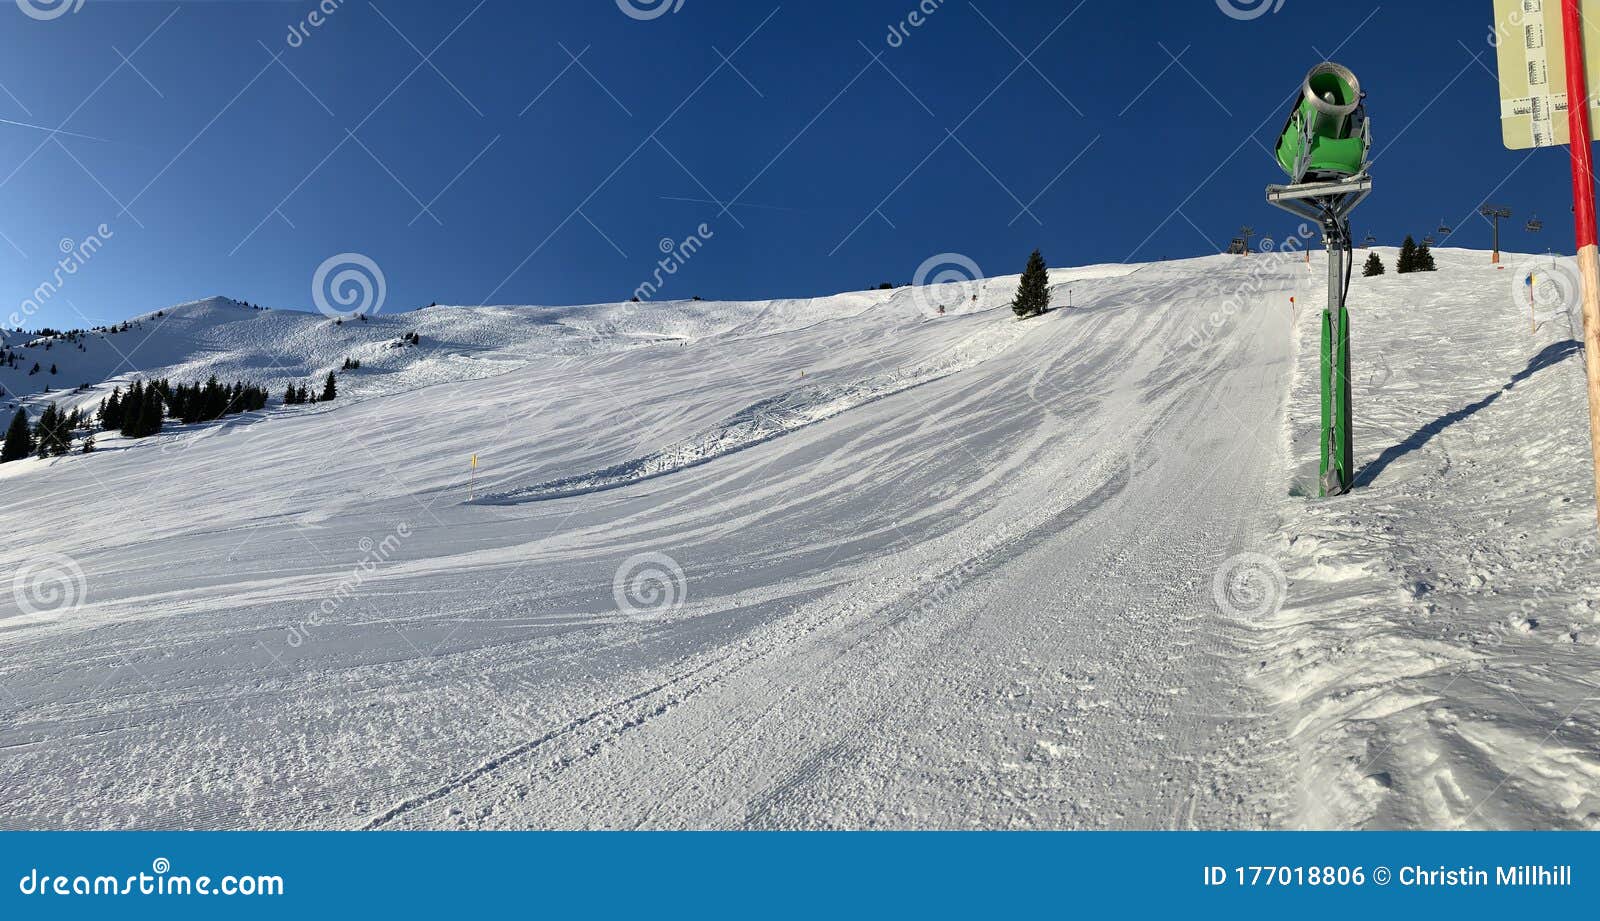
<box><xmin>1265</xmin><ymin>63</ymin><xmax>1375</xmax><ymax>500</ymax></box>
<box><xmin>1273</xmin><ymin>63</ymin><xmax>1370</xmax><ymax>184</ymax></box>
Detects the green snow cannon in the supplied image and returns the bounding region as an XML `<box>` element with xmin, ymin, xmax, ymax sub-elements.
<box><xmin>1274</xmin><ymin>62</ymin><xmax>1369</xmax><ymax>184</ymax></box>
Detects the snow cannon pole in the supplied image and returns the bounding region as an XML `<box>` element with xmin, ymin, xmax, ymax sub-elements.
<box><xmin>1562</xmin><ymin>0</ymin><xmax>1600</xmax><ymax>530</ymax></box>
<box><xmin>1264</xmin><ymin>61</ymin><xmax>1371</xmax><ymax>497</ymax></box>
<box><xmin>1323</xmin><ymin>221</ymin><xmax>1353</xmax><ymax>497</ymax></box>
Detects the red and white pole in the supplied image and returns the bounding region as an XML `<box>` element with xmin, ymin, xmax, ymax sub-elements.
<box><xmin>1563</xmin><ymin>0</ymin><xmax>1600</xmax><ymax>529</ymax></box>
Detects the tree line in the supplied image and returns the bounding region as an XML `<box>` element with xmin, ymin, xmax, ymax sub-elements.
<box><xmin>1363</xmin><ymin>235</ymin><xmax>1437</xmax><ymax>277</ymax></box>
<box><xmin>1</xmin><ymin>370</ymin><xmax>341</xmax><ymax>463</ymax></box>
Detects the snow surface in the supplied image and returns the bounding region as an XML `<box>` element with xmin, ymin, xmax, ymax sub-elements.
<box><xmin>0</xmin><ymin>251</ymin><xmax>1596</xmax><ymax>830</ymax></box>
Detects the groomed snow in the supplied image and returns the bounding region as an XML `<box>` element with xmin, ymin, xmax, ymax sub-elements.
<box><xmin>0</xmin><ymin>250</ymin><xmax>1595</xmax><ymax>830</ymax></box>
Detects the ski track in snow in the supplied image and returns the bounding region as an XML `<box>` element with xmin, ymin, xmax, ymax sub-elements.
<box><xmin>1258</xmin><ymin>248</ymin><xmax>1600</xmax><ymax>830</ymax></box>
<box><xmin>0</xmin><ymin>251</ymin><xmax>1593</xmax><ymax>830</ymax></box>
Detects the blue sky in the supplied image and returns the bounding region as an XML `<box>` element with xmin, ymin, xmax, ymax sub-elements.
<box><xmin>0</xmin><ymin>0</ymin><xmax>1573</xmax><ymax>328</ymax></box>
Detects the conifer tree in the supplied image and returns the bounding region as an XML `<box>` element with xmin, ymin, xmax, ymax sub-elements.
<box><xmin>1012</xmin><ymin>249</ymin><xmax>1050</xmax><ymax>319</ymax></box>
<box><xmin>46</xmin><ymin>405</ymin><xmax>71</xmax><ymax>456</ymax></box>
<box><xmin>1397</xmin><ymin>236</ymin><xmax>1418</xmax><ymax>274</ymax></box>
<box><xmin>121</xmin><ymin>381</ymin><xmax>144</xmax><ymax>437</ymax></box>
<box><xmin>1</xmin><ymin>407</ymin><xmax>31</xmax><ymax>462</ymax></box>
<box><xmin>1415</xmin><ymin>238</ymin><xmax>1437</xmax><ymax>272</ymax></box>
<box><xmin>1362</xmin><ymin>252</ymin><xmax>1385</xmax><ymax>277</ymax></box>
<box><xmin>321</xmin><ymin>372</ymin><xmax>337</xmax><ymax>401</ymax></box>
<box><xmin>33</xmin><ymin>404</ymin><xmax>68</xmax><ymax>457</ymax></box>
<box><xmin>136</xmin><ymin>386</ymin><xmax>164</xmax><ymax>438</ymax></box>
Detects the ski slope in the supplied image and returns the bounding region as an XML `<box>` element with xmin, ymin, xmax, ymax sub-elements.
<box><xmin>1</xmin><ymin>249</ymin><xmax>1596</xmax><ymax>830</ymax></box>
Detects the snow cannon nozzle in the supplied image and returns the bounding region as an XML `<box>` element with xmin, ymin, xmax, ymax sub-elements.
<box><xmin>1274</xmin><ymin>62</ymin><xmax>1371</xmax><ymax>185</ymax></box>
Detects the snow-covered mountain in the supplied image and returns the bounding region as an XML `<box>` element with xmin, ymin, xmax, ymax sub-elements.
<box><xmin>1</xmin><ymin>262</ymin><xmax>1136</xmax><ymax>418</ymax></box>
<box><xmin>2</xmin><ymin>248</ymin><xmax>1596</xmax><ymax>831</ymax></box>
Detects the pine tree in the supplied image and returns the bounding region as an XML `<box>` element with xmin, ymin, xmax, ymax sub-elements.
<box><xmin>321</xmin><ymin>372</ymin><xmax>337</xmax><ymax>402</ymax></box>
<box><xmin>33</xmin><ymin>404</ymin><xmax>62</xmax><ymax>457</ymax></box>
<box><xmin>1415</xmin><ymin>238</ymin><xmax>1437</xmax><ymax>272</ymax></box>
<box><xmin>31</xmin><ymin>405</ymin><xmax>49</xmax><ymax>456</ymax></box>
<box><xmin>81</xmin><ymin>433</ymin><xmax>95</xmax><ymax>454</ymax></box>
<box><xmin>1362</xmin><ymin>252</ymin><xmax>1386</xmax><ymax>277</ymax></box>
<box><xmin>1012</xmin><ymin>249</ymin><xmax>1050</xmax><ymax>319</ymax></box>
<box><xmin>39</xmin><ymin>404</ymin><xmax>71</xmax><ymax>456</ymax></box>
<box><xmin>1397</xmin><ymin>236</ymin><xmax>1418</xmax><ymax>274</ymax></box>
<box><xmin>1</xmin><ymin>407</ymin><xmax>31</xmax><ymax>462</ymax></box>
<box><xmin>121</xmin><ymin>381</ymin><xmax>144</xmax><ymax>437</ymax></box>
<box><xmin>136</xmin><ymin>386</ymin><xmax>164</xmax><ymax>437</ymax></box>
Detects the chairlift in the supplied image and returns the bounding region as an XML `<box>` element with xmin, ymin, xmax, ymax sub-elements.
<box><xmin>1363</xmin><ymin>231</ymin><xmax>1377</xmax><ymax>246</ymax></box>
<box><xmin>1437</xmin><ymin>218</ymin><xmax>1453</xmax><ymax>236</ymax></box>
<box><xmin>1526</xmin><ymin>213</ymin><xmax>1543</xmax><ymax>233</ymax></box>
<box><xmin>1423</xmin><ymin>234</ymin><xmax>1436</xmax><ymax>246</ymax></box>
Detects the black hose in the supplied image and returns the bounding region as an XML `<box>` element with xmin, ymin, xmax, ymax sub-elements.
<box><xmin>1341</xmin><ymin>222</ymin><xmax>1354</xmax><ymax>305</ymax></box>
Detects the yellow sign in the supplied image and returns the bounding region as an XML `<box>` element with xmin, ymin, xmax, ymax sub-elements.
<box><xmin>470</xmin><ymin>455</ymin><xmax>478</xmax><ymax>469</ymax></box>
<box><xmin>1493</xmin><ymin>0</ymin><xmax>1600</xmax><ymax>149</ymax></box>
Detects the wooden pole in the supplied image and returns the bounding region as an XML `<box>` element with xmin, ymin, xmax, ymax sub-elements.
<box><xmin>1561</xmin><ymin>0</ymin><xmax>1600</xmax><ymax>530</ymax></box>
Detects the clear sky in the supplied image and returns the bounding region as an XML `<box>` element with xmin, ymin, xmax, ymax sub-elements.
<box><xmin>0</xmin><ymin>0</ymin><xmax>1575</xmax><ymax>329</ymax></box>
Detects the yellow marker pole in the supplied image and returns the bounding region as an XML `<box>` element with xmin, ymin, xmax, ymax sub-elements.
<box><xmin>469</xmin><ymin>454</ymin><xmax>477</xmax><ymax>501</ymax></box>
